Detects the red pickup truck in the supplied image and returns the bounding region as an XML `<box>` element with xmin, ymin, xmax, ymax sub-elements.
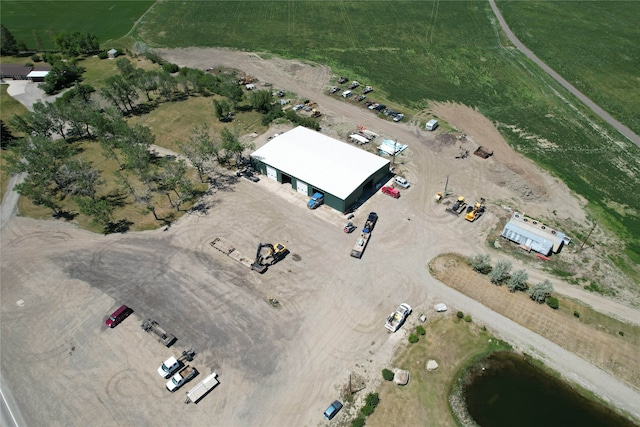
<box><xmin>381</xmin><ymin>186</ymin><xmax>400</xmax><ymax>198</ymax></box>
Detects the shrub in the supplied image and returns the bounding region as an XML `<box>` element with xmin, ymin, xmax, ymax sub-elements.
<box><xmin>31</xmin><ymin>54</ymin><xmax>41</xmax><ymax>62</ymax></box>
<box><xmin>464</xmin><ymin>315</ymin><xmax>472</xmax><ymax>323</ymax></box>
<box><xmin>365</xmin><ymin>392</ymin><xmax>380</xmax><ymax>408</ymax></box>
<box><xmin>573</xmin><ymin>311</ymin><xmax>580</xmax><ymax>318</ymax></box>
<box><xmin>351</xmin><ymin>416</ymin><xmax>366</xmax><ymax>427</ymax></box>
<box><xmin>546</xmin><ymin>296</ymin><xmax>559</xmax><ymax>309</ymax></box>
<box><xmin>456</xmin><ymin>311</ymin><xmax>464</xmax><ymax>319</ymax></box>
<box><xmin>97</xmin><ymin>50</ymin><xmax>108</xmax><ymax>59</ymax></box>
<box><xmin>468</xmin><ymin>254</ymin><xmax>492</xmax><ymax>274</ymax></box>
<box><xmin>507</xmin><ymin>269</ymin><xmax>528</xmax><ymax>292</ymax></box>
<box><xmin>416</xmin><ymin>325</ymin><xmax>426</xmax><ymax>335</ymax></box>
<box><xmin>619</xmin><ymin>331</ymin><xmax>625</xmax><ymax>337</ymax></box>
<box><xmin>489</xmin><ymin>260</ymin><xmax>512</xmax><ymax>284</ymax></box>
<box><xmin>382</xmin><ymin>369</ymin><xmax>394</xmax><ymax>381</ymax></box>
<box><xmin>408</xmin><ymin>333</ymin><xmax>419</xmax><ymax>343</ymax></box>
<box><xmin>529</xmin><ymin>280</ymin><xmax>554</xmax><ymax>303</ymax></box>
<box><xmin>361</xmin><ymin>405</ymin><xmax>374</xmax><ymax>416</ymax></box>
<box><xmin>24</xmin><ymin>62</ymin><xmax>33</xmax><ymax>67</ymax></box>
<box><xmin>162</xmin><ymin>62</ymin><xmax>179</xmax><ymax>73</ymax></box>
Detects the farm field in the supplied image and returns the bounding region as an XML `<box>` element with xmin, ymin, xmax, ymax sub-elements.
<box><xmin>133</xmin><ymin>0</ymin><xmax>640</xmax><ymax>273</ymax></box>
<box><xmin>0</xmin><ymin>0</ymin><xmax>153</xmax><ymax>50</ymax></box>
<box><xmin>497</xmin><ymin>0</ymin><xmax>640</xmax><ymax>137</ymax></box>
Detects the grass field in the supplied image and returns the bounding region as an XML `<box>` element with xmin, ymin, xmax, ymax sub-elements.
<box><xmin>131</xmin><ymin>1</ymin><xmax>640</xmax><ymax>270</ymax></box>
<box><xmin>366</xmin><ymin>316</ymin><xmax>510</xmax><ymax>426</ymax></box>
<box><xmin>497</xmin><ymin>0</ymin><xmax>640</xmax><ymax>137</ymax></box>
<box><xmin>0</xmin><ymin>0</ymin><xmax>153</xmax><ymax>50</ymax></box>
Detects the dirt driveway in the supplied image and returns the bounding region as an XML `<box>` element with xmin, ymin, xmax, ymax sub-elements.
<box><xmin>2</xmin><ymin>49</ymin><xmax>639</xmax><ymax>426</ymax></box>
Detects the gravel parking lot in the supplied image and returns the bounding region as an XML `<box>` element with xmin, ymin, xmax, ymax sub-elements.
<box><xmin>2</xmin><ymin>50</ymin><xmax>639</xmax><ymax>426</ymax></box>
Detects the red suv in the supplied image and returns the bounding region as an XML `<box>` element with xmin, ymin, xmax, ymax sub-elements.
<box><xmin>105</xmin><ymin>305</ymin><xmax>133</xmax><ymax>328</ymax></box>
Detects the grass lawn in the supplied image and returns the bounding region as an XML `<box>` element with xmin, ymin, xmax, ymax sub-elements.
<box><xmin>79</xmin><ymin>54</ymin><xmax>159</xmax><ymax>89</ymax></box>
<box><xmin>0</xmin><ymin>1</ymin><xmax>154</xmax><ymax>50</ymax></box>
<box><xmin>366</xmin><ymin>316</ymin><xmax>510</xmax><ymax>426</ymax></box>
<box><xmin>127</xmin><ymin>95</ymin><xmax>267</xmax><ymax>153</ymax></box>
<box><xmin>17</xmin><ymin>140</ymin><xmax>207</xmax><ymax>233</ymax></box>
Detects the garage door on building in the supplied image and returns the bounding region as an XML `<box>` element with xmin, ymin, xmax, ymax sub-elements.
<box><xmin>266</xmin><ymin>166</ymin><xmax>277</xmax><ymax>181</ymax></box>
<box><xmin>296</xmin><ymin>180</ymin><xmax>308</xmax><ymax>195</ymax></box>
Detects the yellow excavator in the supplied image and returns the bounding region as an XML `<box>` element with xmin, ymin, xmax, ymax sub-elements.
<box><xmin>251</xmin><ymin>243</ymin><xmax>289</xmax><ymax>273</ymax></box>
<box><xmin>465</xmin><ymin>198</ymin><xmax>486</xmax><ymax>222</ymax></box>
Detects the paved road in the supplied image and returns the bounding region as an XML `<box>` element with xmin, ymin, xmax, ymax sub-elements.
<box><xmin>488</xmin><ymin>0</ymin><xmax>640</xmax><ymax>149</ymax></box>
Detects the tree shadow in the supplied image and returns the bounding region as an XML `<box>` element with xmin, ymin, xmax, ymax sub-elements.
<box><xmin>53</xmin><ymin>210</ymin><xmax>78</xmax><ymax>221</ymax></box>
<box><xmin>103</xmin><ymin>218</ymin><xmax>133</xmax><ymax>234</ymax></box>
<box><xmin>102</xmin><ymin>189</ymin><xmax>129</xmax><ymax>208</ymax></box>
<box><xmin>132</xmin><ymin>101</ymin><xmax>160</xmax><ymax>116</ymax></box>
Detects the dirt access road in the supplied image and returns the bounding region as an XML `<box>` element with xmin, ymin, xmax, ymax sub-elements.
<box><xmin>2</xmin><ymin>49</ymin><xmax>639</xmax><ymax>426</ymax></box>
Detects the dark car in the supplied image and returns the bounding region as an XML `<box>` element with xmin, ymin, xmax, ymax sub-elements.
<box><xmin>323</xmin><ymin>400</ymin><xmax>343</xmax><ymax>420</ymax></box>
<box><xmin>343</xmin><ymin>222</ymin><xmax>356</xmax><ymax>233</ymax></box>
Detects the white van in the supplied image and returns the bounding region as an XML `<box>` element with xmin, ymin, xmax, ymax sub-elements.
<box><xmin>394</xmin><ymin>177</ymin><xmax>410</xmax><ymax>188</ymax></box>
<box><xmin>426</xmin><ymin>119</ymin><xmax>439</xmax><ymax>131</ymax></box>
<box><xmin>341</xmin><ymin>90</ymin><xmax>353</xmax><ymax>98</ymax></box>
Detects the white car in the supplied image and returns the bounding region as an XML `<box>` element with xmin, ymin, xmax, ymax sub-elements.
<box><xmin>394</xmin><ymin>177</ymin><xmax>410</xmax><ymax>188</ymax></box>
<box><xmin>292</xmin><ymin>104</ymin><xmax>304</xmax><ymax>111</ymax></box>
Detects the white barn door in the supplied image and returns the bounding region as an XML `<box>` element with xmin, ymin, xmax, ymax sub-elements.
<box><xmin>296</xmin><ymin>180</ymin><xmax>308</xmax><ymax>195</ymax></box>
<box><xmin>266</xmin><ymin>166</ymin><xmax>277</xmax><ymax>181</ymax></box>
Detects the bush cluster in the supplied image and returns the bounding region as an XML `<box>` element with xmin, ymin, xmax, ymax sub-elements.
<box><xmin>408</xmin><ymin>333</ymin><xmax>419</xmax><ymax>343</ymax></box>
<box><xmin>416</xmin><ymin>325</ymin><xmax>426</xmax><ymax>335</ymax></box>
<box><xmin>382</xmin><ymin>368</ymin><xmax>394</xmax><ymax>381</ymax></box>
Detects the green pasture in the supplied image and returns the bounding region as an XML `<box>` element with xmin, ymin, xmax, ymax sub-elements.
<box><xmin>498</xmin><ymin>0</ymin><xmax>640</xmax><ymax>137</ymax></box>
<box><xmin>0</xmin><ymin>1</ymin><xmax>153</xmax><ymax>50</ymax></box>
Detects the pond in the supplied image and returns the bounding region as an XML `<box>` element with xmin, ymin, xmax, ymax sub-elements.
<box><xmin>463</xmin><ymin>352</ymin><xmax>636</xmax><ymax>427</ymax></box>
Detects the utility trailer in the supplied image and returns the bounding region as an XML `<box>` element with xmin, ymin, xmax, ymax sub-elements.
<box><xmin>141</xmin><ymin>319</ymin><xmax>177</xmax><ymax>347</ymax></box>
<box><xmin>350</xmin><ymin>212</ymin><xmax>378</xmax><ymax>259</ymax></box>
<box><xmin>210</xmin><ymin>237</ymin><xmax>252</xmax><ymax>268</ymax></box>
<box><xmin>185</xmin><ymin>372</ymin><xmax>219</xmax><ymax>404</ymax></box>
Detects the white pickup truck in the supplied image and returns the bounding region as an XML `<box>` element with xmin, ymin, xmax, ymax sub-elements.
<box><xmin>157</xmin><ymin>356</ymin><xmax>181</xmax><ymax>378</ymax></box>
<box><xmin>385</xmin><ymin>303</ymin><xmax>412</xmax><ymax>332</ymax></box>
<box><xmin>166</xmin><ymin>366</ymin><xmax>198</xmax><ymax>392</ymax></box>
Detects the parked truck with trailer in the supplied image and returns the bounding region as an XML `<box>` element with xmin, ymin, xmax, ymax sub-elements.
<box><xmin>350</xmin><ymin>212</ymin><xmax>378</xmax><ymax>259</ymax></box>
<box><xmin>185</xmin><ymin>372</ymin><xmax>219</xmax><ymax>404</ymax></box>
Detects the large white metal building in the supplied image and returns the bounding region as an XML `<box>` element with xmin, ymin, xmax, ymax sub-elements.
<box><xmin>250</xmin><ymin>126</ymin><xmax>391</xmax><ymax>212</ymax></box>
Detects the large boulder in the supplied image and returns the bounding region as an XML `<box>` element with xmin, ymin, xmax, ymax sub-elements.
<box><xmin>394</xmin><ymin>369</ymin><xmax>410</xmax><ymax>385</ymax></box>
<box><xmin>426</xmin><ymin>360</ymin><xmax>439</xmax><ymax>371</ymax></box>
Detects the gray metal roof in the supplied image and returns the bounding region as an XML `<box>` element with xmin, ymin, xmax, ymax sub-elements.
<box><xmin>501</xmin><ymin>222</ymin><xmax>554</xmax><ymax>255</ymax></box>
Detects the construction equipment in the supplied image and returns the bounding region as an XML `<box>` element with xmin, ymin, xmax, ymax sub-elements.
<box><xmin>311</xmin><ymin>109</ymin><xmax>322</xmax><ymax>118</ymax></box>
<box><xmin>445</xmin><ymin>196</ymin><xmax>467</xmax><ymax>216</ymax></box>
<box><xmin>251</xmin><ymin>243</ymin><xmax>289</xmax><ymax>273</ymax></box>
<box><xmin>465</xmin><ymin>198</ymin><xmax>486</xmax><ymax>222</ymax></box>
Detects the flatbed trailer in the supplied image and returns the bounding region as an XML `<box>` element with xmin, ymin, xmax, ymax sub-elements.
<box><xmin>210</xmin><ymin>237</ymin><xmax>252</xmax><ymax>268</ymax></box>
<box><xmin>350</xmin><ymin>212</ymin><xmax>378</xmax><ymax>259</ymax></box>
<box><xmin>141</xmin><ymin>319</ymin><xmax>177</xmax><ymax>347</ymax></box>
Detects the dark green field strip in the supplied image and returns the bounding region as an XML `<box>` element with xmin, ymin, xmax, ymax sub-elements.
<box><xmin>1</xmin><ymin>0</ymin><xmax>154</xmax><ymax>50</ymax></box>
<box><xmin>497</xmin><ymin>1</ymin><xmax>640</xmax><ymax>137</ymax></box>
